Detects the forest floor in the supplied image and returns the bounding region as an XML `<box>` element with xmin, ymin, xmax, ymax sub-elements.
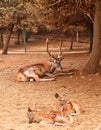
<box><xmin>0</xmin><ymin>36</ymin><xmax>101</xmax><ymax>130</ymax></box>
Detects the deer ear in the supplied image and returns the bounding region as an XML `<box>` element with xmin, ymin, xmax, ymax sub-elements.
<box><xmin>57</xmin><ymin>54</ymin><xmax>64</xmax><ymax>61</ymax></box>
<box><xmin>49</xmin><ymin>59</ymin><xmax>53</xmax><ymax>62</ymax></box>
<box><xmin>28</xmin><ymin>107</ymin><xmax>32</xmax><ymax>112</ymax></box>
<box><xmin>54</xmin><ymin>93</ymin><xmax>59</xmax><ymax>98</ymax></box>
<box><xmin>49</xmin><ymin>59</ymin><xmax>56</xmax><ymax>63</ymax></box>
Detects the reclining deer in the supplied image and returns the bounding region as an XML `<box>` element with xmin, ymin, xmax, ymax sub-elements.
<box><xmin>54</xmin><ymin>93</ymin><xmax>83</xmax><ymax>116</ymax></box>
<box><xmin>27</xmin><ymin>107</ymin><xmax>73</xmax><ymax>126</ymax></box>
<box><xmin>17</xmin><ymin>38</ymin><xmax>64</xmax><ymax>82</ymax></box>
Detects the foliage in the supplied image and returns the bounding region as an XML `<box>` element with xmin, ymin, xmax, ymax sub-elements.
<box><xmin>0</xmin><ymin>0</ymin><xmax>96</xmax><ymax>32</ymax></box>
<box><xmin>42</xmin><ymin>0</ymin><xmax>95</xmax><ymax>32</ymax></box>
<box><xmin>0</xmin><ymin>0</ymin><xmax>46</xmax><ymax>32</ymax></box>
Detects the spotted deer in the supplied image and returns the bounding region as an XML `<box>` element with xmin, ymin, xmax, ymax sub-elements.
<box><xmin>54</xmin><ymin>93</ymin><xmax>83</xmax><ymax>116</ymax></box>
<box><xmin>27</xmin><ymin>107</ymin><xmax>73</xmax><ymax>126</ymax></box>
<box><xmin>17</xmin><ymin>38</ymin><xmax>64</xmax><ymax>82</ymax></box>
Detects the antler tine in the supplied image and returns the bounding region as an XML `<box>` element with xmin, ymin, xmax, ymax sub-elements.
<box><xmin>57</xmin><ymin>39</ymin><xmax>64</xmax><ymax>60</ymax></box>
<box><xmin>59</xmin><ymin>39</ymin><xmax>63</xmax><ymax>56</ymax></box>
<box><xmin>46</xmin><ymin>38</ymin><xmax>57</xmax><ymax>59</ymax></box>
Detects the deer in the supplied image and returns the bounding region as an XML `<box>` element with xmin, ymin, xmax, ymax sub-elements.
<box><xmin>27</xmin><ymin>107</ymin><xmax>73</xmax><ymax>126</ymax></box>
<box><xmin>54</xmin><ymin>93</ymin><xmax>83</xmax><ymax>116</ymax></box>
<box><xmin>17</xmin><ymin>38</ymin><xmax>64</xmax><ymax>82</ymax></box>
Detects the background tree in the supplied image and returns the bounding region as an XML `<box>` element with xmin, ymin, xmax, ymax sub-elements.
<box><xmin>0</xmin><ymin>0</ymin><xmax>25</xmax><ymax>54</ymax></box>
<box><xmin>83</xmin><ymin>0</ymin><xmax>101</xmax><ymax>74</ymax></box>
<box><xmin>0</xmin><ymin>0</ymin><xmax>45</xmax><ymax>54</ymax></box>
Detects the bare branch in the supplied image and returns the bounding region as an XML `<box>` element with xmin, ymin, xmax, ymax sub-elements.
<box><xmin>79</xmin><ymin>7</ymin><xmax>94</xmax><ymax>23</ymax></box>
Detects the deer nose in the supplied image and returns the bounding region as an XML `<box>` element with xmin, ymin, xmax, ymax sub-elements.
<box><xmin>29</xmin><ymin>120</ymin><xmax>33</xmax><ymax>123</ymax></box>
<box><xmin>60</xmin><ymin>66</ymin><xmax>63</xmax><ymax>70</ymax></box>
<box><xmin>57</xmin><ymin>66</ymin><xmax>62</xmax><ymax>71</ymax></box>
<box><xmin>59</xmin><ymin>65</ymin><xmax>63</xmax><ymax>70</ymax></box>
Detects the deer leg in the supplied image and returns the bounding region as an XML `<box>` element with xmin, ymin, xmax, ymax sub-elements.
<box><xmin>23</xmin><ymin>70</ymin><xmax>56</xmax><ymax>81</ymax></box>
<box><xmin>40</xmin><ymin>120</ymin><xmax>54</xmax><ymax>125</ymax></box>
<box><xmin>44</xmin><ymin>73</ymin><xmax>56</xmax><ymax>78</ymax></box>
<box><xmin>54</xmin><ymin>122</ymin><xmax>69</xmax><ymax>126</ymax></box>
<box><xmin>54</xmin><ymin>115</ymin><xmax>73</xmax><ymax>126</ymax></box>
<box><xmin>34</xmin><ymin>74</ymin><xmax>56</xmax><ymax>82</ymax></box>
<box><xmin>17</xmin><ymin>72</ymin><xmax>29</xmax><ymax>81</ymax></box>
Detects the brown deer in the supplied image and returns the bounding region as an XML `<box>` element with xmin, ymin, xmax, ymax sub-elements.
<box><xmin>54</xmin><ymin>93</ymin><xmax>83</xmax><ymax>116</ymax></box>
<box><xmin>27</xmin><ymin>107</ymin><xmax>73</xmax><ymax>126</ymax></box>
<box><xmin>17</xmin><ymin>38</ymin><xmax>64</xmax><ymax>82</ymax></box>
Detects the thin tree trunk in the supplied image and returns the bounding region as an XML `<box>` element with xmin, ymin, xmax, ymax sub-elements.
<box><xmin>88</xmin><ymin>24</ymin><xmax>93</xmax><ymax>53</ymax></box>
<box><xmin>15</xmin><ymin>29</ymin><xmax>21</xmax><ymax>45</ymax></box>
<box><xmin>76</xmin><ymin>28</ymin><xmax>79</xmax><ymax>43</ymax></box>
<box><xmin>2</xmin><ymin>24</ymin><xmax>14</xmax><ymax>54</ymax></box>
<box><xmin>69</xmin><ymin>28</ymin><xmax>75</xmax><ymax>50</ymax></box>
<box><xmin>69</xmin><ymin>41</ymin><xmax>74</xmax><ymax>50</ymax></box>
<box><xmin>17</xmin><ymin>29</ymin><xmax>21</xmax><ymax>45</ymax></box>
<box><xmin>83</xmin><ymin>0</ymin><xmax>101</xmax><ymax>74</ymax></box>
<box><xmin>0</xmin><ymin>29</ymin><xmax>4</xmax><ymax>48</ymax></box>
<box><xmin>26</xmin><ymin>32</ymin><xmax>31</xmax><ymax>42</ymax></box>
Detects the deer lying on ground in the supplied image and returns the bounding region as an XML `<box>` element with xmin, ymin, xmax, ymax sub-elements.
<box><xmin>17</xmin><ymin>38</ymin><xmax>64</xmax><ymax>82</ymax></box>
<box><xmin>54</xmin><ymin>93</ymin><xmax>83</xmax><ymax>116</ymax></box>
<box><xmin>27</xmin><ymin>107</ymin><xmax>73</xmax><ymax>126</ymax></box>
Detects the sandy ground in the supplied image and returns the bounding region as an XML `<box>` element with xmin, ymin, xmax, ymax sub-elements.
<box><xmin>0</xmin><ymin>39</ymin><xmax>101</xmax><ymax>130</ymax></box>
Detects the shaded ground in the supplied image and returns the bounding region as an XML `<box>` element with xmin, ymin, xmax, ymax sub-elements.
<box><xmin>0</xmin><ymin>39</ymin><xmax>101</xmax><ymax>130</ymax></box>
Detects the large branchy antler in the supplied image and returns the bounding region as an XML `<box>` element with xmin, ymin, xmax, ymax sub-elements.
<box><xmin>57</xmin><ymin>39</ymin><xmax>64</xmax><ymax>61</ymax></box>
<box><xmin>46</xmin><ymin>38</ymin><xmax>57</xmax><ymax>60</ymax></box>
<box><xmin>46</xmin><ymin>38</ymin><xmax>64</xmax><ymax>60</ymax></box>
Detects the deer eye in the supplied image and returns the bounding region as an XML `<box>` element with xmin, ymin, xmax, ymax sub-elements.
<box><xmin>67</xmin><ymin>101</ymin><xmax>72</xmax><ymax>105</ymax></box>
<box><xmin>53</xmin><ymin>59</ymin><xmax>57</xmax><ymax>63</ymax></box>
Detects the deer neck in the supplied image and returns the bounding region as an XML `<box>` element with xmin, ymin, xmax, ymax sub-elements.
<box><xmin>49</xmin><ymin>60</ymin><xmax>57</xmax><ymax>73</ymax></box>
<box><xmin>44</xmin><ymin>61</ymin><xmax>56</xmax><ymax>73</ymax></box>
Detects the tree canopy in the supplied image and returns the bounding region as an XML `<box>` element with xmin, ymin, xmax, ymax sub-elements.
<box><xmin>0</xmin><ymin>0</ymin><xmax>96</xmax><ymax>32</ymax></box>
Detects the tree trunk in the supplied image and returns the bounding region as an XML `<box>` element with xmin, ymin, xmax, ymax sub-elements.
<box><xmin>0</xmin><ymin>29</ymin><xmax>4</xmax><ymax>48</ymax></box>
<box><xmin>15</xmin><ymin>29</ymin><xmax>22</xmax><ymax>45</ymax></box>
<box><xmin>2</xmin><ymin>24</ymin><xmax>14</xmax><ymax>54</ymax></box>
<box><xmin>16</xmin><ymin>29</ymin><xmax>21</xmax><ymax>45</ymax></box>
<box><xmin>83</xmin><ymin>0</ymin><xmax>101</xmax><ymax>74</ymax></box>
<box><xmin>26</xmin><ymin>32</ymin><xmax>31</xmax><ymax>42</ymax></box>
<box><xmin>76</xmin><ymin>28</ymin><xmax>79</xmax><ymax>43</ymax></box>
<box><xmin>69</xmin><ymin>28</ymin><xmax>75</xmax><ymax>50</ymax></box>
<box><xmin>88</xmin><ymin>24</ymin><xmax>93</xmax><ymax>53</ymax></box>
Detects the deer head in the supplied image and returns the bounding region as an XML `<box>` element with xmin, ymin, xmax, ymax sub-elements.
<box><xmin>55</xmin><ymin>93</ymin><xmax>69</xmax><ymax>105</ymax></box>
<box><xmin>46</xmin><ymin>38</ymin><xmax>64</xmax><ymax>71</ymax></box>
<box><xmin>27</xmin><ymin>107</ymin><xmax>34</xmax><ymax>123</ymax></box>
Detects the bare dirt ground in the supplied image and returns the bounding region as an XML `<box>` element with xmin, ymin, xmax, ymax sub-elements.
<box><xmin>0</xmin><ymin>37</ymin><xmax>101</xmax><ymax>130</ymax></box>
